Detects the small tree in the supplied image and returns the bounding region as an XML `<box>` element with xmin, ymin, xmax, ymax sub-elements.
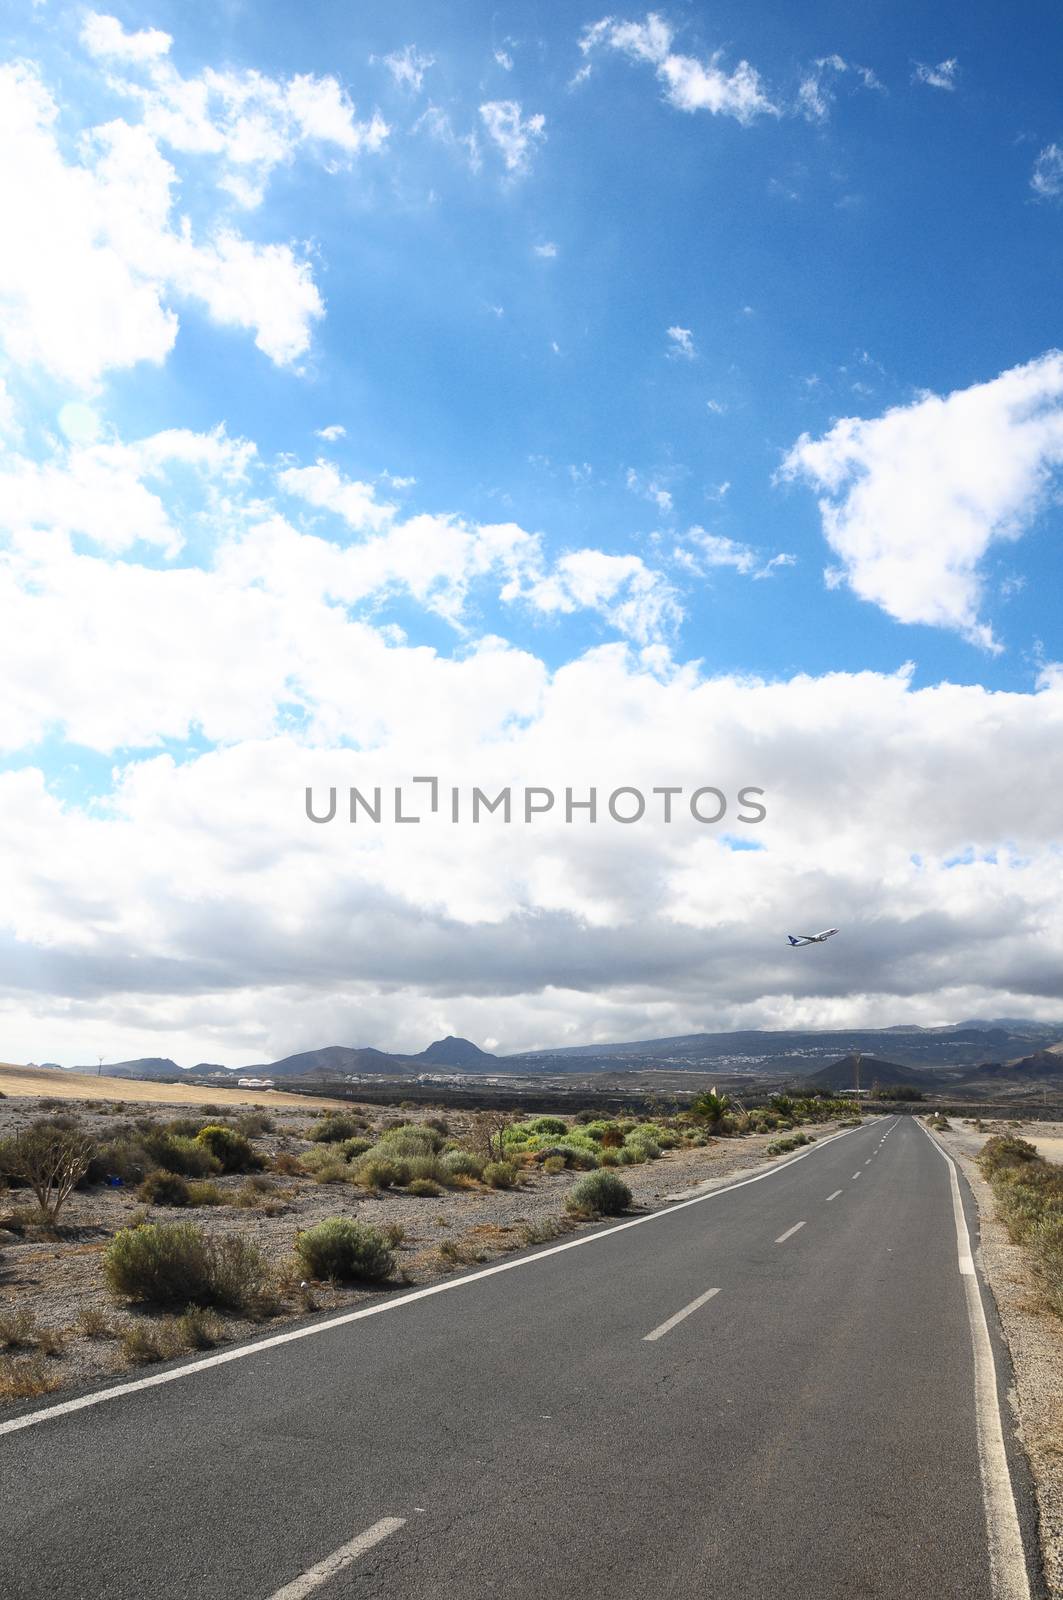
<box><xmin>691</xmin><ymin>1089</ymin><xmax>731</xmax><ymax>1126</ymax></box>
<box><xmin>472</xmin><ymin>1109</ymin><xmax>511</xmax><ymax>1164</ymax></box>
<box><xmin>17</xmin><ymin>1125</ymin><xmax>93</xmax><ymax>1224</ymax></box>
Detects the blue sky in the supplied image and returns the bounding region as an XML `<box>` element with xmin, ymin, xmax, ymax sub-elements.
<box><xmin>4</xmin><ymin>2</ymin><xmax>1063</xmax><ymax>1063</ymax></box>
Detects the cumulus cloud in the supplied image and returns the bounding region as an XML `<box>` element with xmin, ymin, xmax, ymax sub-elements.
<box><xmin>83</xmin><ymin>12</ymin><xmax>388</xmax><ymax>209</ymax></box>
<box><xmin>479</xmin><ymin>100</ymin><xmax>546</xmax><ymax>173</ymax></box>
<box><xmin>677</xmin><ymin>528</ymin><xmax>794</xmax><ymax>581</ymax></box>
<box><xmin>913</xmin><ymin>58</ymin><xmax>959</xmax><ymax>91</ymax></box>
<box><xmin>782</xmin><ymin>352</ymin><xmax>1063</xmax><ymax>650</ymax></box>
<box><xmin>580</xmin><ymin>13</ymin><xmax>776</xmax><ymax>123</ymax></box>
<box><xmin>0</xmin><ymin>62</ymin><xmax>326</xmax><ymax>385</ymax></box>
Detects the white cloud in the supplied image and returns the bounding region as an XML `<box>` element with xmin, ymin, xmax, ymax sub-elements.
<box><xmin>782</xmin><ymin>351</ymin><xmax>1063</xmax><ymax>648</ymax></box>
<box><xmin>913</xmin><ymin>58</ymin><xmax>959</xmax><ymax>91</ymax></box>
<box><xmin>666</xmin><ymin>325</ymin><xmax>695</xmax><ymax>359</ymax></box>
<box><xmin>415</xmin><ymin>104</ymin><xmax>482</xmax><ymax>172</ymax></box>
<box><xmin>315</xmin><ymin>424</ymin><xmax>346</xmax><ymax>441</ymax></box>
<box><xmin>494</xmin><ymin>49</ymin><xmax>514</xmax><ymax>72</ymax></box>
<box><xmin>580</xmin><ymin>13</ymin><xmax>776</xmax><ymax>123</ymax></box>
<box><xmin>706</xmin><ymin>398</ymin><xmax>727</xmax><ymax>415</ymax></box>
<box><xmin>519</xmin><ymin>549</ymin><xmax>682</xmax><ymax>643</ymax></box>
<box><xmin>379</xmin><ymin>46</ymin><xmax>434</xmax><ymax>94</ymax></box>
<box><xmin>534</xmin><ymin>241</ymin><xmax>558</xmax><ymax>258</ymax></box>
<box><xmin>679</xmin><ymin>527</ymin><xmax>793</xmax><ymax>580</ymax></box>
<box><xmin>796</xmin><ymin>55</ymin><xmax>879</xmax><ymax>122</ymax></box>
<box><xmin>0</xmin><ymin>62</ymin><xmax>325</xmax><ymax>385</ymax></box>
<box><xmin>626</xmin><ymin>466</ymin><xmax>673</xmax><ymax>513</ymax></box>
<box><xmin>1032</xmin><ymin>144</ymin><xmax>1063</xmax><ymax>200</ymax></box>
<box><xmin>479</xmin><ymin>100</ymin><xmax>546</xmax><ymax>173</ymax></box>
<box><xmin>82</xmin><ymin>13</ymin><xmax>388</xmax><ymax>210</ymax></box>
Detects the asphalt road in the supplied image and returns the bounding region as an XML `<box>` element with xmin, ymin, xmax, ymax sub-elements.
<box><xmin>0</xmin><ymin>1115</ymin><xmax>1044</xmax><ymax>1600</ymax></box>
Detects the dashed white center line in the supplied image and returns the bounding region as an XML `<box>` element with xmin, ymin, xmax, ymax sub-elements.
<box><xmin>852</xmin><ymin>1172</ymin><xmax>862</xmax><ymax>1180</ymax></box>
<box><xmin>267</xmin><ymin>1518</ymin><xmax>405</xmax><ymax>1600</ymax></box>
<box><xmin>643</xmin><ymin>1286</ymin><xmax>721</xmax><ymax>1342</ymax></box>
<box><xmin>825</xmin><ymin>1189</ymin><xmax>843</xmax><ymax>1202</ymax></box>
<box><xmin>775</xmin><ymin>1221</ymin><xmax>806</xmax><ymax>1244</ymax></box>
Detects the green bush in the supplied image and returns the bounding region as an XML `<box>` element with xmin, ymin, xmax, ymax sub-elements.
<box><xmin>566</xmin><ymin>1171</ymin><xmax>632</xmax><ymax>1216</ymax></box>
<box><xmin>144</xmin><ymin>1132</ymin><xmax>222</xmax><ymax>1178</ymax></box>
<box><xmin>137</xmin><ymin>1170</ymin><xmax>192</xmax><ymax>1206</ymax></box>
<box><xmin>375</xmin><ymin>1124</ymin><xmax>444</xmax><ymax>1157</ymax></box>
<box><xmin>980</xmin><ymin>1135</ymin><xmax>1039</xmax><ymax>1176</ymax></box>
<box><xmin>195</xmin><ymin>1125</ymin><xmax>261</xmax><ymax>1174</ymax></box>
<box><xmin>295</xmin><ymin>1218</ymin><xmax>395</xmax><ymax>1283</ymax></box>
<box><xmin>308</xmin><ymin>1113</ymin><xmax>365</xmax><ymax>1144</ymax></box>
<box><xmin>767</xmin><ymin>1132</ymin><xmax>814</xmax><ymax>1156</ymax></box>
<box><xmin>353</xmin><ymin>1157</ymin><xmax>407</xmax><ymax>1191</ymax></box>
<box><xmin>408</xmin><ymin>1177</ymin><xmax>443</xmax><ymax>1197</ymax></box>
<box><xmin>338</xmin><ymin>1137</ymin><xmax>373</xmax><ymax>1161</ymax></box>
<box><xmin>186</xmin><ymin>1180</ymin><xmax>225</xmax><ymax>1206</ymax></box>
<box><xmin>104</xmin><ymin>1221</ymin><xmax>268</xmax><ymax>1310</ymax></box>
<box><xmin>542</xmin><ymin>1156</ymin><xmax>566</xmax><ymax>1175</ymax></box>
<box><xmin>537</xmin><ymin>1142</ymin><xmax>599</xmax><ymax>1170</ymax></box>
<box><xmin>441</xmin><ymin>1149</ymin><xmax>484</xmax><ymax>1180</ymax></box>
<box><xmin>483</xmin><ymin>1160</ymin><xmax>517</xmax><ymax>1189</ymax></box>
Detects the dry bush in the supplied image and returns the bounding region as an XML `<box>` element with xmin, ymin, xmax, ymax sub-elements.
<box><xmin>0</xmin><ymin>1354</ymin><xmax>61</xmax><ymax>1400</ymax></box>
<box><xmin>15</xmin><ymin>1125</ymin><xmax>94</xmax><ymax>1223</ymax></box>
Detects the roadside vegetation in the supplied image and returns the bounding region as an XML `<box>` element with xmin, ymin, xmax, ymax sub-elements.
<box><xmin>979</xmin><ymin>1135</ymin><xmax>1063</xmax><ymax>1318</ymax></box>
<box><xmin>0</xmin><ymin>1088</ymin><xmax>862</xmax><ymax>1399</ymax></box>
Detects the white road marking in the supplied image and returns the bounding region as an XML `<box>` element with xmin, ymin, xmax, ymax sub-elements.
<box><xmin>852</xmin><ymin>1172</ymin><xmax>862</xmax><ymax>1179</ymax></box>
<box><xmin>775</xmin><ymin>1221</ymin><xmax>806</xmax><ymax>1244</ymax></box>
<box><xmin>643</xmin><ymin>1286</ymin><xmax>721</xmax><ymax>1342</ymax></box>
<box><xmin>825</xmin><ymin>1190</ymin><xmax>843</xmax><ymax>1202</ymax></box>
<box><xmin>0</xmin><ymin>1123</ymin><xmax>866</xmax><ymax>1439</ymax></box>
<box><xmin>921</xmin><ymin>1125</ymin><xmax>1032</xmax><ymax>1600</ymax></box>
<box><xmin>267</xmin><ymin>1518</ymin><xmax>405</xmax><ymax>1600</ymax></box>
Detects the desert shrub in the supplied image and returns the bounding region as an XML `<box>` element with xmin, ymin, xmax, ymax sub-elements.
<box><xmin>195</xmin><ymin>1125</ymin><xmax>261</xmax><ymax>1174</ymax></box>
<box><xmin>980</xmin><ymin>1135</ymin><xmax>1039</xmax><ymax>1177</ymax></box>
<box><xmin>143</xmin><ymin>1132</ymin><xmax>222</xmax><ymax>1179</ymax></box>
<box><xmin>308</xmin><ymin>1113</ymin><xmax>365</xmax><ymax>1144</ymax></box>
<box><xmin>338</xmin><ymin>1138</ymin><xmax>373</xmax><ymax>1161</ymax></box>
<box><xmin>0</xmin><ymin>1307</ymin><xmax>40</xmax><ymax>1349</ymax></box>
<box><xmin>767</xmin><ymin>1132</ymin><xmax>814</xmax><ymax>1155</ymax></box>
<box><xmin>271</xmin><ymin>1151</ymin><xmax>303</xmax><ymax>1176</ymax></box>
<box><xmin>78</xmin><ymin>1307</ymin><xmax>116</xmax><ymax>1339</ymax></box>
<box><xmin>353</xmin><ymin>1157</ymin><xmax>407</xmax><ymax>1191</ymax></box>
<box><xmin>175</xmin><ymin>1307</ymin><xmax>224</xmax><ymax>1349</ymax></box>
<box><xmin>374</xmin><ymin>1125</ymin><xmax>444</xmax><ymax>1158</ymax></box>
<box><xmin>121</xmin><ymin>1321</ymin><xmax>184</xmax><ymax>1365</ymax></box>
<box><xmin>598</xmin><ymin>1149</ymin><xmax>620</xmax><ymax>1167</ymax></box>
<box><xmin>164</xmin><ymin>1117</ymin><xmax>209</xmax><ymax>1138</ymax></box>
<box><xmin>542</xmin><ymin>1156</ymin><xmax>566</xmax><ymax>1176</ymax></box>
<box><xmin>138</xmin><ymin>1170</ymin><xmax>192</xmax><ymax>1206</ymax></box>
<box><xmin>692</xmin><ymin>1090</ymin><xmax>731</xmax><ymax>1125</ymax></box>
<box><xmin>536</xmin><ymin>1143</ymin><xmax>598</xmax><ymax>1170</ymax></box>
<box><xmin>186</xmin><ymin>1180</ymin><xmax>225</xmax><ymax>1206</ymax></box>
<box><xmin>519</xmin><ymin>1217</ymin><xmax>570</xmax><ymax>1244</ymax></box>
<box><xmin>0</xmin><ymin>1354</ymin><xmax>61</xmax><ymax>1400</ymax></box>
<box><xmin>300</xmin><ymin>1146</ymin><xmax>351</xmax><ymax>1184</ymax></box>
<box><xmin>234</xmin><ymin>1176</ymin><xmax>278</xmax><ymax>1207</ymax></box>
<box><xmin>235</xmin><ymin>1111</ymin><xmax>274</xmax><ymax>1138</ymax></box>
<box><xmin>441</xmin><ymin>1149</ymin><xmax>484</xmax><ymax>1180</ymax></box>
<box><xmin>566</xmin><ymin>1171</ymin><xmax>632</xmax><ymax>1217</ymax></box>
<box><xmin>483</xmin><ymin>1160</ymin><xmax>517</xmax><ymax>1189</ymax></box>
<box><xmin>408</xmin><ymin>1177</ymin><xmax>443</xmax><ymax>1197</ymax></box>
<box><xmin>624</xmin><ymin>1132</ymin><xmax>661</xmax><ymax>1160</ymax></box>
<box><xmin>295</xmin><ymin>1218</ymin><xmax>395</xmax><ymax>1283</ymax></box>
<box><xmin>523</xmin><ymin>1117</ymin><xmax>569</xmax><ymax>1137</ymax></box>
<box><xmin>104</xmin><ymin>1221</ymin><xmax>269</xmax><ymax>1311</ymax></box>
<box><xmin>839</xmin><ymin>1117</ymin><xmax>863</xmax><ymax>1128</ymax></box>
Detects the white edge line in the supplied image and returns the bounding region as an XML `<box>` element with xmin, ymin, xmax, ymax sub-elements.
<box><xmin>267</xmin><ymin>1517</ymin><xmax>405</xmax><ymax>1600</ymax></box>
<box><xmin>775</xmin><ymin>1220</ymin><xmax>806</xmax><ymax>1244</ymax></box>
<box><xmin>920</xmin><ymin>1123</ymin><xmax>1031</xmax><ymax>1600</ymax></box>
<box><xmin>643</xmin><ymin>1285</ymin><xmax>721</xmax><ymax>1342</ymax></box>
<box><xmin>0</xmin><ymin>1122</ymin><xmax>864</xmax><ymax>1440</ymax></box>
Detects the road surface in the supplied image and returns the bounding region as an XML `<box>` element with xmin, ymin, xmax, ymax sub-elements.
<box><xmin>0</xmin><ymin>1116</ymin><xmax>1044</xmax><ymax>1599</ymax></box>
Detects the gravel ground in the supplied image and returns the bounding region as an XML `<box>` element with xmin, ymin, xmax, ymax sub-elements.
<box><xmin>934</xmin><ymin>1116</ymin><xmax>1063</xmax><ymax>1599</ymax></box>
<box><xmin>0</xmin><ymin>1092</ymin><xmax>843</xmax><ymax>1408</ymax></box>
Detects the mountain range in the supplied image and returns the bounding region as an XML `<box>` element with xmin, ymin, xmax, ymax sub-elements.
<box><xmin>79</xmin><ymin>1019</ymin><xmax>1063</xmax><ymax>1087</ymax></box>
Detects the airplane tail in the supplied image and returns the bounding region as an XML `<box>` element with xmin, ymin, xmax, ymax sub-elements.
<box><xmin>787</xmin><ymin>935</ymin><xmax>800</xmax><ymax>946</ymax></box>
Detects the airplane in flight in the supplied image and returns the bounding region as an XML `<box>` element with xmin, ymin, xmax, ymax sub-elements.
<box><xmin>787</xmin><ymin>928</ymin><xmax>839</xmax><ymax>947</ymax></box>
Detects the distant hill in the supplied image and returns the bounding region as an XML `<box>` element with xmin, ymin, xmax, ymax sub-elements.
<box><xmin>412</xmin><ymin>1036</ymin><xmax>499</xmax><ymax>1068</ymax></box>
<box><xmin>797</xmin><ymin>1054</ymin><xmax>935</xmax><ymax>1092</ymax></box>
<box><xmin>959</xmin><ymin>1049</ymin><xmax>1063</xmax><ymax>1087</ymax></box>
<box><xmin>94</xmin><ymin>1057</ymin><xmax>183</xmax><ymax>1081</ymax></box>
<box><xmin>252</xmin><ymin>1045</ymin><xmax>414</xmax><ymax>1079</ymax></box>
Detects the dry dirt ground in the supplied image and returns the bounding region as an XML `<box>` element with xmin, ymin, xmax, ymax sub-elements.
<box><xmin>0</xmin><ymin>1062</ymin><xmax>341</xmax><ymax>1110</ymax></box>
<box><xmin>931</xmin><ymin>1115</ymin><xmax>1063</xmax><ymax>1598</ymax></box>
<box><xmin>0</xmin><ymin>1089</ymin><xmax>851</xmax><ymax>1410</ymax></box>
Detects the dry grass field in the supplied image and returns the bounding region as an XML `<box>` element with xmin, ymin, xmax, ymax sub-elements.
<box><xmin>0</xmin><ymin>1063</ymin><xmax>342</xmax><ymax>1111</ymax></box>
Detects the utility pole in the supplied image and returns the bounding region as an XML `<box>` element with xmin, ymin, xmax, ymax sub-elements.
<box><xmin>852</xmin><ymin>1049</ymin><xmax>862</xmax><ymax>1095</ymax></box>
<box><xmin>97</xmin><ymin>1054</ymin><xmax>104</xmax><ymax>1078</ymax></box>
